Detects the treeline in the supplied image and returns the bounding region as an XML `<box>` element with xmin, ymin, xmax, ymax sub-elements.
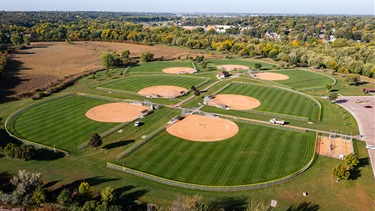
<box><xmin>0</xmin><ymin>170</ymin><xmax>276</xmax><ymax>210</ymax></box>
<box><xmin>0</xmin><ymin>12</ymin><xmax>374</xmax><ymax>77</ymax></box>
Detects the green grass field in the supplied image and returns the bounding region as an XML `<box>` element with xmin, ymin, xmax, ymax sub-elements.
<box><xmin>210</xmin><ymin>83</ymin><xmax>320</xmax><ymax>121</ymax></box>
<box><xmin>209</xmin><ymin>59</ymin><xmax>274</xmax><ymax>69</ymax></box>
<box><xmin>118</xmin><ymin>123</ymin><xmax>316</xmax><ymax>186</ymax></box>
<box><xmin>99</xmin><ymin>75</ymin><xmax>209</xmax><ymax>93</ymax></box>
<box><xmin>128</xmin><ymin>61</ymin><xmax>194</xmax><ymax>73</ymax></box>
<box><xmin>268</xmin><ymin>69</ymin><xmax>335</xmax><ymax>90</ymax></box>
<box><xmin>6</xmin><ymin>95</ymin><xmax>118</xmax><ymax>152</ymax></box>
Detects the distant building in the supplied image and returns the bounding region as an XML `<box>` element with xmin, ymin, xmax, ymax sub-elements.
<box><xmin>216</xmin><ymin>71</ymin><xmax>230</xmax><ymax>79</ymax></box>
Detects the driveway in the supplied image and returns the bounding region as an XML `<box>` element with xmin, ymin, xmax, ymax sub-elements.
<box><xmin>336</xmin><ymin>96</ymin><xmax>375</xmax><ymax>177</ymax></box>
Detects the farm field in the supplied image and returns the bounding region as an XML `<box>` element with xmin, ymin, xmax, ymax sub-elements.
<box><xmin>98</xmin><ymin>75</ymin><xmax>209</xmax><ymax>93</ymax></box>
<box><xmin>209</xmin><ymin>59</ymin><xmax>274</xmax><ymax>69</ymax></box>
<box><xmin>6</xmin><ymin>94</ymin><xmax>119</xmax><ymax>152</ymax></box>
<box><xmin>127</xmin><ymin>61</ymin><xmax>194</xmax><ymax>73</ymax></box>
<box><xmin>0</xmin><ymin>42</ymin><xmax>203</xmax><ymax>98</ymax></box>
<box><xmin>267</xmin><ymin>69</ymin><xmax>335</xmax><ymax>90</ymax></box>
<box><xmin>209</xmin><ymin>83</ymin><xmax>320</xmax><ymax>121</ymax></box>
<box><xmin>118</xmin><ymin>123</ymin><xmax>316</xmax><ymax>186</ymax></box>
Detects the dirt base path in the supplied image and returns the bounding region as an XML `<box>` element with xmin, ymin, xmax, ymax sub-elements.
<box><xmin>217</xmin><ymin>65</ymin><xmax>249</xmax><ymax>71</ymax></box>
<box><xmin>138</xmin><ymin>86</ymin><xmax>188</xmax><ymax>98</ymax></box>
<box><xmin>166</xmin><ymin>114</ymin><xmax>239</xmax><ymax>142</ymax></box>
<box><xmin>85</xmin><ymin>102</ymin><xmax>151</xmax><ymax>123</ymax></box>
<box><xmin>255</xmin><ymin>72</ymin><xmax>289</xmax><ymax>80</ymax></box>
<box><xmin>162</xmin><ymin>67</ymin><xmax>197</xmax><ymax>74</ymax></box>
<box><xmin>206</xmin><ymin>94</ymin><xmax>261</xmax><ymax>110</ymax></box>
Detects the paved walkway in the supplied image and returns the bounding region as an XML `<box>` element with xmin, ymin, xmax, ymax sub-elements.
<box><xmin>336</xmin><ymin>96</ymin><xmax>375</xmax><ymax>177</ymax></box>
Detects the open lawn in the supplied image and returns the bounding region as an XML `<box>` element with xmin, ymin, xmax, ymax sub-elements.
<box><xmin>118</xmin><ymin>123</ymin><xmax>316</xmax><ymax>186</ymax></box>
<box><xmin>209</xmin><ymin>59</ymin><xmax>274</xmax><ymax>70</ymax></box>
<box><xmin>99</xmin><ymin>75</ymin><xmax>209</xmax><ymax>93</ymax></box>
<box><xmin>269</xmin><ymin>69</ymin><xmax>335</xmax><ymax>90</ymax></box>
<box><xmin>127</xmin><ymin>61</ymin><xmax>194</xmax><ymax>73</ymax></box>
<box><xmin>209</xmin><ymin>83</ymin><xmax>320</xmax><ymax>121</ymax></box>
<box><xmin>6</xmin><ymin>95</ymin><xmax>118</xmax><ymax>152</ymax></box>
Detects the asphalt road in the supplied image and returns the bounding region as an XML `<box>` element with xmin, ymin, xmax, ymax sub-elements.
<box><xmin>336</xmin><ymin>96</ymin><xmax>375</xmax><ymax>177</ymax></box>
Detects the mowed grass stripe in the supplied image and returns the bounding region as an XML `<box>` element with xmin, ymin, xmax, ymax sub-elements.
<box><xmin>273</xmin><ymin>70</ymin><xmax>334</xmax><ymax>89</ymax></box>
<box><xmin>100</xmin><ymin>75</ymin><xmax>206</xmax><ymax>92</ymax></box>
<box><xmin>9</xmin><ymin>95</ymin><xmax>118</xmax><ymax>152</ymax></box>
<box><xmin>121</xmin><ymin>122</ymin><xmax>315</xmax><ymax>185</ymax></box>
<box><xmin>128</xmin><ymin>61</ymin><xmax>194</xmax><ymax>73</ymax></box>
<box><xmin>220</xmin><ymin>83</ymin><xmax>319</xmax><ymax>120</ymax></box>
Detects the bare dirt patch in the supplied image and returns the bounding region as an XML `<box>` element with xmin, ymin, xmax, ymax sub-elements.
<box><xmin>2</xmin><ymin>41</ymin><xmax>207</xmax><ymax>97</ymax></box>
<box><xmin>162</xmin><ymin>67</ymin><xmax>197</xmax><ymax>74</ymax></box>
<box><xmin>317</xmin><ymin>136</ymin><xmax>353</xmax><ymax>159</ymax></box>
<box><xmin>85</xmin><ymin>102</ymin><xmax>151</xmax><ymax>123</ymax></box>
<box><xmin>138</xmin><ymin>86</ymin><xmax>188</xmax><ymax>98</ymax></box>
<box><xmin>254</xmin><ymin>72</ymin><xmax>289</xmax><ymax>80</ymax></box>
<box><xmin>166</xmin><ymin>114</ymin><xmax>239</xmax><ymax>142</ymax></box>
<box><xmin>217</xmin><ymin>65</ymin><xmax>249</xmax><ymax>71</ymax></box>
<box><xmin>206</xmin><ymin>94</ymin><xmax>261</xmax><ymax>110</ymax></box>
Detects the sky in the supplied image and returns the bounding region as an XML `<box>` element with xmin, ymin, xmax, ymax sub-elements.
<box><xmin>0</xmin><ymin>0</ymin><xmax>374</xmax><ymax>15</ymax></box>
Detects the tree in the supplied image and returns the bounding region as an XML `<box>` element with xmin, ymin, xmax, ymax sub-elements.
<box><xmin>31</xmin><ymin>186</ymin><xmax>45</xmax><ymax>205</ymax></box>
<box><xmin>10</xmin><ymin>36</ymin><xmax>22</xmax><ymax>45</ymax></box>
<box><xmin>254</xmin><ymin>63</ymin><xmax>262</xmax><ymax>70</ymax></box>
<box><xmin>89</xmin><ymin>133</ymin><xmax>102</xmax><ymax>149</ymax></box>
<box><xmin>171</xmin><ymin>194</ymin><xmax>205</xmax><ymax>211</ymax></box>
<box><xmin>57</xmin><ymin>189</ymin><xmax>72</xmax><ymax>207</ymax></box>
<box><xmin>120</xmin><ymin>50</ymin><xmax>130</xmax><ymax>58</ymax></box>
<box><xmin>101</xmin><ymin>186</ymin><xmax>115</xmax><ymax>204</ymax></box>
<box><xmin>344</xmin><ymin>74</ymin><xmax>360</xmax><ymax>85</ymax></box>
<box><xmin>344</xmin><ymin>153</ymin><xmax>359</xmax><ymax>170</ymax></box>
<box><xmin>247</xmin><ymin>200</ymin><xmax>268</xmax><ymax>211</ymax></box>
<box><xmin>191</xmin><ymin>85</ymin><xmax>197</xmax><ymax>91</ymax></box>
<box><xmin>23</xmin><ymin>36</ymin><xmax>30</xmax><ymax>45</ymax></box>
<box><xmin>328</xmin><ymin>93</ymin><xmax>338</xmax><ymax>103</ymax></box>
<box><xmin>140</xmin><ymin>52</ymin><xmax>154</xmax><ymax>62</ymax></box>
<box><xmin>332</xmin><ymin>164</ymin><xmax>350</xmax><ymax>182</ymax></box>
<box><xmin>102</xmin><ymin>52</ymin><xmax>120</xmax><ymax>69</ymax></box>
<box><xmin>78</xmin><ymin>182</ymin><xmax>93</xmax><ymax>202</ymax></box>
<box><xmin>325</xmin><ymin>84</ymin><xmax>332</xmax><ymax>93</ymax></box>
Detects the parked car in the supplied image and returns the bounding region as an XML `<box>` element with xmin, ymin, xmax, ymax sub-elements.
<box><xmin>365</xmin><ymin>145</ymin><xmax>375</xmax><ymax>150</ymax></box>
<box><xmin>364</xmin><ymin>105</ymin><xmax>373</xmax><ymax>108</ymax></box>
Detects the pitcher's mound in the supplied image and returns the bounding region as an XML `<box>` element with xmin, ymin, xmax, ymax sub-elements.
<box><xmin>85</xmin><ymin>102</ymin><xmax>151</xmax><ymax>123</ymax></box>
<box><xmin>138</xmin><ymin>85</ymin><xmax>188</xmax><ymax>98</ymax></box>
<box><xmin>166</xmin><ymin>114</ymin><xmax>239</xmax><ymax>142</ymax></box>
<box><xmin>206</xmin><ymin>94</ymin><xmax>261</xmax><ymax>110</ymax></box>
<box><xmin>255</xmin><ymin>72</ymin><xmax>289</xmax><ymax>80</ymax></box>
<box><xmin>162</xmin><ymin>67</ymin><xmax>197</xmax><ymax>74</ymax></box>
<box><xmin>217</xmin><ymin>65</ymin><xmax>248</xmax><ymax>71</ymax></box>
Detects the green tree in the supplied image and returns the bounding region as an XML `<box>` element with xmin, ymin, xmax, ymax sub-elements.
<box><xmin>328</xmin><ymin>93</ymin><xmax>339</xmax><ymax>103</ymax></box>
<box><xmin>78</xmin><ymin>182</ymin><xmax>93</xmax><ymax>202</ymax></box>
<box><xmin>82</xmin><ymin>200</ymin><xmax>99</xmax><ymax>211</ymax></box>
<box><xmin>57</xmin><ymin>189</ymin><xmax>72</xmax><ymax>207</ymax></box>
<box><xmin>140</xmin><ymin>52</ymin><xmax>154</xmax><ymax>62</ymax></box>
<box><xmin>254</xmin><ymin>63</ymin><xmax>262</xmax><ymax>70</ymax></box>
<box><xmin>344</xmin><ymin>153</ymin><xmax>359</xmax><ymax>170</ymax></box>
<box><xmin>10</xmin><ymin>35</ymin><xmax>22</xmax><ymax>45</ymax></box>
<box><xmin>325</xmin><ymin>84</ymin><xmax>332</xmax><ymax>93</ymax></box>
<box><xmin>23</xmin><ymin>36</ymin><xmax>30</xmax><ymax>45</ymax></box>
<box><xmin>344</xmin><ymin>74</ymin><xmax>360</xmax><ymax>85</ymax></box>
<box><xmin>31</xmin><ymin>186</ymin><xmax>45</xmax><ymax>205</ymax></box>
<box><xmin>89</xmin><ymin>133</ymin><xmax>102</xmax><ymax>149</ymax></box>
<box><xmin>120</xmin><ymin>50</ymin><xmax>130</xmax><ymax>58</ymax></box>
<box><xmin>332</xmin><ymin>164</ymin><xmax>350</xmax><ymax>182</ymax></box>
<box><xmin>101</xmin><ymin>52</ymin><xmax>120</xmax><ymax>69</ymax></box>
<box><xmin>101</xmin><ymin>187</ymin><xmax>115</xmax><ymax>204</ymax></box>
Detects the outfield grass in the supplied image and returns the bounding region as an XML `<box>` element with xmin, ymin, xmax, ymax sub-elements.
<box><xmin>99</xmin><ymin>75</ymin><xmax>209</xmax><ymax>93</ymax></box>
<box><xmin>6</xmin><ymin>95</ymin><xmax>118</xmax><ymax>152</ymax></box>
<box><xmin>127</xmin><ymin>61</ymin><xmax>194</xmax><ymax>73</ymax></box>
<box><xmin>209</xmin><ymin>59</ymin><xmax>274</xmax><ymax>69</ymax></box>
<box><xmin>212</xmin><ymin>83</ymin><xmax>320</xmax><ymax>121</ymax></box>
<box><xmin>269</xmin><ymin>69</ymin><xmax>335</xmax><ymax>90</ymax></box>
<box><xmin>118</xmin><ymin>123</ymin><xmax>315</xmax><ymax>186</ymax></box>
